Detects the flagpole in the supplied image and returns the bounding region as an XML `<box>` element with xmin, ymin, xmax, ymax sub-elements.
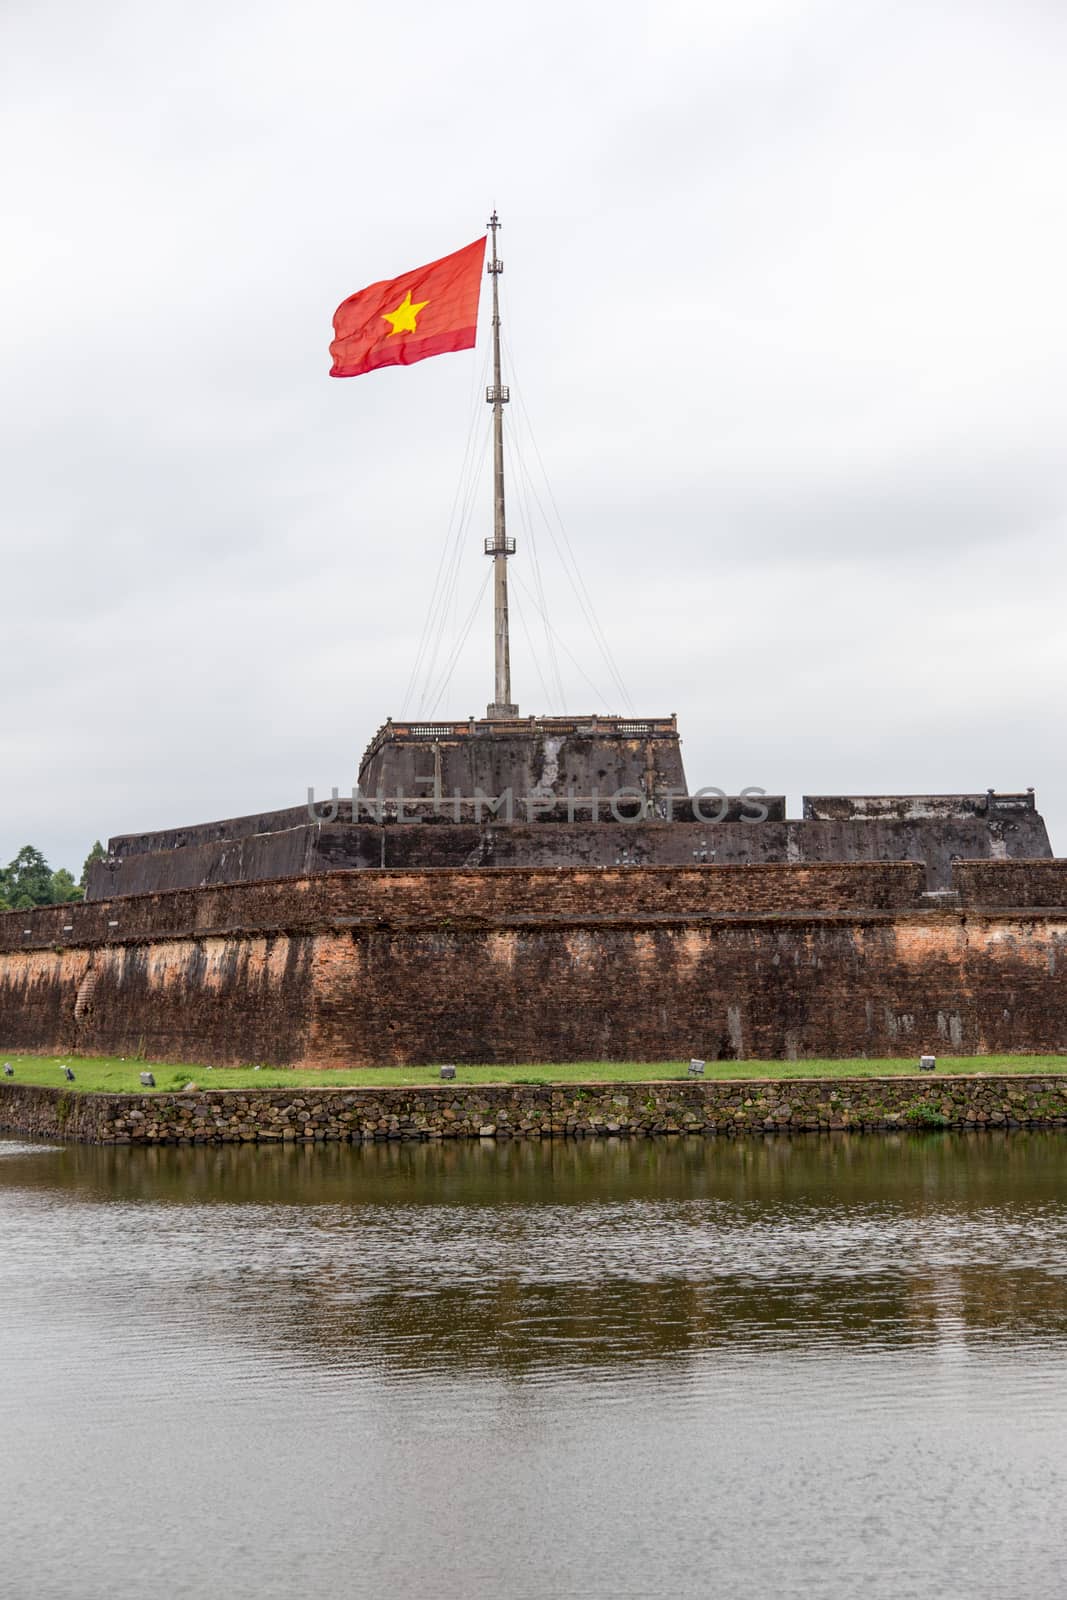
<box><xmin>484</xmin><ymin>209</ymin><xmax>517</xmax><ymax>718</ymax></box>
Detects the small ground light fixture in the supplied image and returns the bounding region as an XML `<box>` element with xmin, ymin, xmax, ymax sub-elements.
<box><xmin>62</xmin><ymin>1066</ymin><xmax>75</xmax><ymax>1081</ymax></box>
<box><xmin>689</xmin><ymin>1059</ymin><xmax>705</xmax><ymax>1076</ymax></box>
<box><xmin>920</xmin><ymin>1055</ymin><xmax>937</xmax><ymax>1072</ymax></box>
<box><xmin>440</xmin><ymin>1064</ymin><xmax>457</xmax><ymax>1080</ymax></box>
<box><xmin>140</xmin><ymin>1072</ymin><xmax>155</xmax><ymax>1087</ymax></box>
<box><xmin>3</xmin><ymin>1064</ymin><xmax>12</xmax><ymax>1077</ymax></box>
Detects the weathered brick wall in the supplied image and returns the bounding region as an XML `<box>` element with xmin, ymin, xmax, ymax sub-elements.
<box><xmin>0</xmin><ymin>947</ymin><xmax>94</xmax><ymax>1055</ymax></box>
<box><xmin>87</xmin><ymin>828</ymin><xmax>319</xmax><ymax>899</ymax></box>
<box><xmin>85</xmin><ymin>810</ymin><xmax>1054</xmax><ymax>898</ymax></box>
<box><xmin>955</xmin><ymin>859</ymin><xmax>1067</xmax><ymax>908</ymax></box>
<box><xmin>4</xmin><ymin>1076</ymin><xmax>1067</xmax><ymax>1145</ymax></box>
<box><xmin>3</xmin><ymin>911</ymin><xmax>1067</xmax><ymax>1068</ymax></box>
<box><xmin>3</xmin><ymin>862</ymin><xmax>1067</xmax><ymax>1068</ymax></box>
<box><xmin>307</xmin><ymin>915</ymin><xmax>1067</xmax><ymax>1065</ymax></box>
<box><xmin>0</xmin><ymin>936</ymin><xmax>316</xmax><ymax>1064</ymax></box>
<box><xmin>2</xmin><ymin>860</ymin><xmax>928</xmax><ymax>955</ymax></box>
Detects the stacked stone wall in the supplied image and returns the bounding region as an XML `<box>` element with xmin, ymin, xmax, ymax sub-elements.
<box><xmin>4</xmin><ymin>1076</ymin><xmax>1067</xmax><ymax>1146</ymax></box>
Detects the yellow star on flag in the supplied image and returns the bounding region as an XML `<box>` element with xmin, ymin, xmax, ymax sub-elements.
<box><xmin>381</xmin><ymin>290</ymin><xmax>429</xmax><ymax>335</ymax></box>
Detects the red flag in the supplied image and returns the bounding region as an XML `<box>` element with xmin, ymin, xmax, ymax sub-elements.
<box><xmin>329</xmin><ymin>237</ymin><xmax>486</xmax><ymax>378</ymax></box>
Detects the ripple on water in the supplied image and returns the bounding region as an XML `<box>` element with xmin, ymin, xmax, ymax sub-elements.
<box><xmin>1</xmin><ymin>1133</ymin><xmax>1067</xmax><ymax>1599</ymax></box>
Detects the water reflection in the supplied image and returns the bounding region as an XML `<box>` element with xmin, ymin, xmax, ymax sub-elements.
<box><xmin>3</xmin><ymin>1132</ymin><xmax>1067</xmax><ymax>1382</ymax></box>
<box><xmin>3</xmin><ymin>1132</ymin><xmax>1067</xmax><ymax>1600</ymax></box>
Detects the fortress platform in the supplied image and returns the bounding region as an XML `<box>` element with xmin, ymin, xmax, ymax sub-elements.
<box><xmin>83</xmin><ymin>713</ymin><xmax>1052</xmax><ymax>900</ymax></box>
<box><xmin>3</xmin><ymin>710</ymin><xmax>1056</xmax><ymax>1070</ymax></box>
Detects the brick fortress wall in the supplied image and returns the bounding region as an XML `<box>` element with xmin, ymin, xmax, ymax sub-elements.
<box><xmin>2</xmin><ymin>860</ymin><xmax>1067</xmax><ymax>1068</ymax></box>
<box><xmin>84</xmin><ymin>808</ymin><xmax>1053</xmax><ymax>900</ymax></box>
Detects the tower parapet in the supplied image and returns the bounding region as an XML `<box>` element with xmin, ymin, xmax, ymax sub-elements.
<box><xmin>358</xmin><ymin>713</ymin><xmax>686</xmax><ymax>806</ymax></box>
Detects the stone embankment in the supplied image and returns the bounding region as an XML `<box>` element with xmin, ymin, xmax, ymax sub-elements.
<box><xmin>3</xmin><ymin>1076</ymin><xmax>1067</xmax><ymax>1146</ymax></box>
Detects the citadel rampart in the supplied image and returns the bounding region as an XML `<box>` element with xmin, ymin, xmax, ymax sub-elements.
<box><xmin>84</xmin><ymin>785</ymin><xmax>1051</xmax><ymax>900</ymax></box>
<box><xmin>3</xmin><ymin>859</ymin><xmax>1067</xmax><ymax>1069</ymax></box>
<box><xmin>16</xmin><ymin>860</ymin><xmax>930</xmax><ymax>948</ymax></box>
<box><xmin>88</xmin><ymin>813</ymin><xmax>1052</xmax><ymax>899</ymax></box>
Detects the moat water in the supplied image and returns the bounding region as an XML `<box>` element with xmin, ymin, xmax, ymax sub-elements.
<box><xmin>2</xmin><ymin>1132</ymin><xmax>1067</xmax><ymax>1599</ymax></box>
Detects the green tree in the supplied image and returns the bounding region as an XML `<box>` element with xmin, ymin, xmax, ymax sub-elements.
<box><xmin>79</xmin><ymin>840</ymin><xmax>106</xmax><ymax>894</ymax></box>
<box><xmin>5</xmin><ymin>846</ymin><xmax>55</xmax><ymax>907</ymax></box>
<box><xmin>0</xmin><ymin>844</ymin><xmax>98</xmax><ymax>913</ymax></box>
<box><xmin>50</xmin><ymin>868</ymin><xmax>83</xmax><ymax>904</ymax></box>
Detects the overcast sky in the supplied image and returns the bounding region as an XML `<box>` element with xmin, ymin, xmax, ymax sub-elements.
<box><xmin>2</xmin><ymin>0</ymin><xmax>1065</xmax><ymax>872</ymax></box>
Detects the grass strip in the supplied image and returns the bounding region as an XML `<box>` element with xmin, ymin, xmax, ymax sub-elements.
<box><xmin>2</xmin><ymin>1052</ymin><xmax>1066</xmax><ymax>1095</ymax></box>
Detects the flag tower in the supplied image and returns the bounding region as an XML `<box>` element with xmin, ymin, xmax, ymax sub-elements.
<box><xmin>484</xmin><ymin>210</ymin><xmax>518</xmax><ymax>718</ymax></box>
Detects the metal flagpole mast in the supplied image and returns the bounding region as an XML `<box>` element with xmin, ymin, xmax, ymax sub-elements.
<box><xmin>484</xmin><ymin>209</ymin><xmax>517</xmax><ymax>718</ymax></box>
